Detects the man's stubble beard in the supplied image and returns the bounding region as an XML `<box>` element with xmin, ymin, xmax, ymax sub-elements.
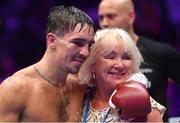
<box><xmin>67</xmin><ymin>65</ymin><xmax>80</xmax><ymax>74</ymax></box>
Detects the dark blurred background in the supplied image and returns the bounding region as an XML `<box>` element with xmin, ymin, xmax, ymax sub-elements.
<box><xmin>0</xmin><ymin>0</ymin><xmax>180</xmax><ymax>120</ymax></box>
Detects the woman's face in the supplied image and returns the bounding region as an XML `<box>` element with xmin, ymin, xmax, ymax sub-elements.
<box><xmin>93</xmin><ymin>40</ymin><xmax>133</xmax><ymax>91</ymax></box>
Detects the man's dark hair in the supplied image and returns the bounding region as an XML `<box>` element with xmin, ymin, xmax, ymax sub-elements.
<box><xmin>46</xmin><ymin>5</ymin><xmax>95</xmax><ymax>37</ymax></box>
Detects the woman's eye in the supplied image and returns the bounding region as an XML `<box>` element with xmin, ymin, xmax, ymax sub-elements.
<box><xmin>88</xmin><ymin>41</ymin><xmax>95</xmax><ymax>51</ymax></box>
<box><xmin>122</xmin><ymin>53</ymin><xmax>131</xmax><ymax>60</ymax></box>
<box><xmin>104</xmin><ymin>53</ymin><xmax>115</xmax><ymax>59</ymax></box>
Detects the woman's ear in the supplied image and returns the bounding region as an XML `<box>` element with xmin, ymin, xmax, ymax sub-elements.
<box><xmin>90</xmin><ymin>62</ymin><xmax>96</xmax><ymax>72</ymax></box>
<box><xmin>46</xmin><ymin>32</ymin><xmax>57</xmax><ymax>49</ymax></box>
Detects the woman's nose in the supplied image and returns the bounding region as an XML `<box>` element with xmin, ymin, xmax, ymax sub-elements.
<box><xmin>114</xmin><ymin>58</ymin><xmax>124</xmax><ymax>69</ymax></box>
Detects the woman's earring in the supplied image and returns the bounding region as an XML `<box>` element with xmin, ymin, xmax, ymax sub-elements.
<box><xmin>92</xmin><ymin>72</ymin><xmax>96</xmax><ymax>80</ymax></box>
<box><xmin>89</xmin><ymin>72</ymin><xmax>96</xmax><ymax>87</ymax></box>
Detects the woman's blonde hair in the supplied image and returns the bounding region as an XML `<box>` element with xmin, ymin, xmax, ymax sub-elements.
<box><xmin>78</xmin><ymin>28</ymin><xmax>143</xmax><ymax>86</ymax></box>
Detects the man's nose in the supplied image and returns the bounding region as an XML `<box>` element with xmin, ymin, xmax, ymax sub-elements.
<box><xmin>100</xmin><ymin>18</ymin><xmax>110</xmax><ymax>29</ymax></box>
<box><xmin>79</xmin><ymin>45</ymin><xmax>89</xmax><ymax>58</ymax></box>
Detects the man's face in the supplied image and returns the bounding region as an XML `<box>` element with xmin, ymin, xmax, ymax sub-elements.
<box><xmin>57</xmin><ymin>23</ymin><xmax>94</xmax><ymax>74</ymax></box>
<box><xmin>98</xmin><ymin>0</ymin><xmax>131</xmax><ymax>31</ymax></box>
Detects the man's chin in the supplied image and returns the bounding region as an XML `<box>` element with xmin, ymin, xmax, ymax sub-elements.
<box><xmin>68</xmin><ymin>67</ymin><xmax>80</xmax><ymax>74</ymax></box>
<box><xmin>69</xmin><ymin>70</ymin><xmax>78</xmax><ymax>74</ymax></box>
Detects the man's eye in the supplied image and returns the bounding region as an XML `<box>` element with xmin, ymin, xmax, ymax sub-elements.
<box><xmin>88</xmin><ymin>41</ymin><xmax>95</xmax><ymax>50</ymax></box>
<box><xmin>72</xmin><ymin>39</ymin><xmax>86</xmax><ymax>47</ymax></box>
<box><xmin>73</xmin><ymin>41</ymin><xmax>85</xmax><ymax>47</ymax></box>
<box><xmin>99</xmin><ymin>15</ymin><xmax>104</xmax><ymax>21</ymax></box>
<box><xmin>107</xmin><ymin>14</ymin><xmax>116</xmax><ymax>20</ymax></box>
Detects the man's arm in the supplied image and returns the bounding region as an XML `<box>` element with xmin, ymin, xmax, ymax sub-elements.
<box><xmin>0</xmin><ymin>76</ymin><xmax>27</xmax><ymax>121</ymax></box>
<box><xmin>132</xmin><ymin>108</ymin><xmax>163</xmax><ymax>122</ymax></box>
<box><xmin>145</xmin><ymin>97</ymin><xmax>166</xmax><ymax>122</ymax></box>
<box><xmin>165</xmin><ymin>44</ymin><xmax>180</xmax><ymax>82</ymax></box>
<box><xmin>146</xmin><ymin>108</ymin><xmax>163</xmax><ymax>122</ymax></box>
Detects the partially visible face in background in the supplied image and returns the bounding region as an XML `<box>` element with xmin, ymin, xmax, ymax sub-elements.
<box><xmin>98</xmin><ymin>0</ymin><xmax>132</xmax><ymax>31</ymax></box>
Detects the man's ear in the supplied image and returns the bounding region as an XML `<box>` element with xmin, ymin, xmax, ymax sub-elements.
<box><xmin>128</xmin><ymin>10</ymin><xmax>135</xmax><ymax>24</ymax></box>
<box><xmin>46</xmin><ymin>32</ymin><xmax>57</xmax><ymax>49</ymax></box>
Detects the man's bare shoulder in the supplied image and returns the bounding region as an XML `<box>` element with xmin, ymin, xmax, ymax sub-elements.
<box><xmin>0</xmin><ymin>65</ymin><xmax>36</xmax><ymax>94</ymax></box>
<box><xmin>0</xmin><ymin>66</ymin><xmax>37</xmax><ymax>121</ymax></box>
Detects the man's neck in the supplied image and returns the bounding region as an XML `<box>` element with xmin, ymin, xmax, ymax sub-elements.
<box><xmin>35</xmin><ymin>59</ymin><xmax>68</xmax><ymax>87</ymax></box>
<box><xmin>128</xmin><ymin>28</ymin><xmax>139</xmax><ymax>44</ymax></box>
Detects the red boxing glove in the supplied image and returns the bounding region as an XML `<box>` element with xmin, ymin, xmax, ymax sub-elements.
<box><xmin>111</xmin><ymin>81</ymin><xmax>151</xmax><ymax>119</ymax></box>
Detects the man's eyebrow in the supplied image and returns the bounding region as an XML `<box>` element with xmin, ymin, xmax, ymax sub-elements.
<box><xmin>72</xmin><ymin>38</ymin><xmax>94</xmax><ymax>42</ymax></box>
<box><xmin>70</xmin><ymin>38</ymin><xmax>89</xmax><ymax>43</ymax></box>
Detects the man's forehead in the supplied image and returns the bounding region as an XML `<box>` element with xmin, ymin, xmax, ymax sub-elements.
<box><xmin>99</xmin><ymin>2</ymin><xmax>119</xmax><ymax>14</ymax></box>
<box><xmin>72</xmin><ymin>23</ymin><xmax>94</xmax><ymax>36</ymax></box>
<box><xmin>62</xmin><ymin>23</ymin><xmax>94</xmax><ymax>41</ymax></box>
<box><xmin>100</xmin><ymin>0</ymin><xmax>130</xmax><ymax>13</ymax></box>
